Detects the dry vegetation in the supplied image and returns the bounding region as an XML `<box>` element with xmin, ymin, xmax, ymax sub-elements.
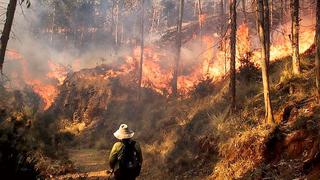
<box><xmin>1</xmin><ymin>46</ymin><xmax>320</xmax><ymax>180</ymax></box>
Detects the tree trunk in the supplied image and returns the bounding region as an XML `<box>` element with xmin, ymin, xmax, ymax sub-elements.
<box><xmin>172</xmin><ymin>0</ymin><xmax>184</xmax><ymax>96</ymax></box>
<box><xmin>264</xmin><ymin>0</ymin><xmax>270</xmax><ymax>66</ymax></box>
<box><xmin>242</xmin><ymin>0</ymin><xmax>247</xmax><ymax>23</ymax></box>
<box><xmin>220</xmin><ymin>0</ymin><xmax>227</xmax><ymax>75</ymax></box>
<box><xmin>256</xmin><ymin>0</ymin><xmax>274</xmax><ymax>124</ymax></box>
<box><xmin>0</xmin><ymin>0</ymin><xmax>17</xmax><ymax>73</ymax></box>
<box><xmin>220</xmin><ymin>0</ymin><xmax>225</xmax><ymax>34</ymax></box>
<box><xmin>316</xmin><ymin>0</ymin><xmax>320</xmax><ymax>99</ymax></box>
<box><xmin>270</xmin><ymin>0</ymin><xmax>273</xmax><ymax>39</ymax></box>
<box><xmin>229</xmin><ymin>0</ymin><xmax>237</xmax><ymax>112</ymax></box>
<box><xmin>138</xmin><ymin>0</ymin><xmax>145</xmax><ymax>99</ymax></box>
<box><xmin>291</xmin><ymin>0</ymin><xmax>301</xmax><ymax>75</ymax></box>
<box><xmin>50</xmin><ymin>3</ymin><xmax>56</xmax><ymax>45</ymax></box>
<box><xmin>198</xmin><ymin>0</ymin><xmax>203</xmax><ymax>46</ymax></box>
<box><xmin>212</xmin><ymin>1</ymin><xmax>215</xmax><ymax>17</ymax></box>
<box><xmin>115</xmin><ymin>3</ymin><xmax>119</xmax><ymax>50</ymax></box>
<box><xmin>280</xmin><ymin>0</ymin><xmax>284</xmax><ymax>22</ymax></box>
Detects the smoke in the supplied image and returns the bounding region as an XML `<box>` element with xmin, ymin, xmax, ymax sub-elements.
<box><xmin>0</xmin><ymin>1</ymin><xmax>115</xmax><ymax>88</ymax></box>
<box><xmin>0</xmin><ymin>0</ymin><xmax>317</xmax><ymax>95</ymax></box>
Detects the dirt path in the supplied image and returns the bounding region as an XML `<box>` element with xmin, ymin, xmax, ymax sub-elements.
<box><xmin>56</xmin><ymin>149</ymin><xmax>111</xmax><ymax>179</ymax></box>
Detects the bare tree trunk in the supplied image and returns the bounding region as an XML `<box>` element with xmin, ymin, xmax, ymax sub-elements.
<box><xmin>270</xmin><ymin>0</ymin><xmax>273</xmax><ymax>39</ymax></box>
<box><xmin>280</xmin><ymin>0</ymin><xmax>284</xmax><ymax>22</ymax></box>
<box><xmin>242</xmin><ymin>0</ymin><xmax>247</xmax><ymax>23</ymax></box>
<box><xmin>220</xmin><ymin>0</ymin><xmax>227</xmax><ymax>75</ymax></box>
<box><xmin>291</xmin><ymin>0</ymin><xmax>301</xmax><ymax>75</ymax></box>
<box><xmin>220</xmin><ymin>0</ymin><xmax>226</xmax><ymax>34</ymax></box>
<box><xmin>111</xmin><ymin>0</ymin><xmax>120</xmax><ymax>55</ymax></box>
<box><xmin>316</xmin><ymin>0</ymin><xmax>320</xmax><ymax>100</ymax></box>
<box><xmin>212</xmin><ymin>1</ymin><xmax>215</xmax><ymax>16</ymax></box>
<box><xmin>198</xmin><ymin>0</ymin><xmax>203</xmax><ymax>46</ymax></box>
<box><xmin>264</xmin><ymin>0</ymin><xmax>270</xmax><ymax>66</ymax></box>
<box><xmin>120</xmin><ymin>22</ymin><xmax>124</xmax><ymax>44</ymax></box>
<box><xmin>115</xmin><ymin>3</ymin><xmax>119</xmax><ymax>50</ymax></box>
<box><xmin>224</xmin><ymin>37</ymin><xmax>227</xmax><ymax>75</ymax></box>
<box><xmin>172</xmin><ymin>0</ymin><xmax>184</xmax><ymax>96</ymax></box>
<box><xmin>256</xmin><ymin>0</ymin><xmax>274</xmax><ymax>124</ymax></box>
<box><xmin>138</xmin><ymin>0</ymin><xmax>145</xmax><ymax>99</ymax></box>
<box><xmin>50</xmin><ymin>3</ymin><xmax>56</xmax><ymax>45</ymax></box>
<box><xmin>0</xmin><ymin>0</ymin><xmax>17</xmax><ymax>73</ymax></box>
<box><xmin>230</xmin><ymin>0</ymin><xmax>237</xmax><ymax>112</ymax></box>
<box><xmin>224</xmin><ymin>0</ymin><xmax>229</xmax><ymax>15</ymax></box>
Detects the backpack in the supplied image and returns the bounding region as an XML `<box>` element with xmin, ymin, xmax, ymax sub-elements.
<box><xmin>117</xmin><ymin>141</ymin><xmax>141</xmax><ymax>176</ymax></box>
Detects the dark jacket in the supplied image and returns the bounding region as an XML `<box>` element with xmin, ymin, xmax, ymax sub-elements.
<box><xmin>109</xmin><ymin>139</ymin><xmax>143</xmax><ymax>174</ymax></box>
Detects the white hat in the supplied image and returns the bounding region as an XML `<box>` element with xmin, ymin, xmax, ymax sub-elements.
<box><xmin>113</xmin><ymin>124</ymin><xmax>135</xmax><ymax>140</ymax></box>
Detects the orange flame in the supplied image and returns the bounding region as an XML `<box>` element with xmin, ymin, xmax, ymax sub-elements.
<box><xmin>6</xmin><ymin>50</ymin><xmax>68</xmax><ymax>110</ymax></box>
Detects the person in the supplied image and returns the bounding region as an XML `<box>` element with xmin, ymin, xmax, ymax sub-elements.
<box><xmin>108</xmin><ymin>124</ymin><xmax>143</xmax><ymax>180</ymax></box>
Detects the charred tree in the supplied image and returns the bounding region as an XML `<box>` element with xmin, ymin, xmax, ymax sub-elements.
<box><xmin>256</xmin><ymin>0</ymin><xmax>275</xmax><ymax>124</ymax></box>
<box><xmin>229</xmin><ymin>0</ymin><xmax>237</xmax><ymax>112</ymax></box>
<box><xmin>138</xmin><ymin>0</ymin><xmax>145</xmax><ymax>98</ymax></box>
<box><xmin>291</xmin><ymin>0</ymin><xmax>301</xmax><ymax>75</ymax></box>
<box><xmin>0</xmin><ymin>0</ymin><xmax>17</xmax><ymax>73</ymax></box>
<box><xmin>172</xmin><ymin>0</ymin><xmax>184</xmax><ymax>96</ymax></box>
<box><xmin>316</xmin><ymin>0</ymin><xmax>320</xmax><ymax>99</ymax></box>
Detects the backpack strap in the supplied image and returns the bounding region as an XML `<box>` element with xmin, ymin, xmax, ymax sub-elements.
<box><xmin>117</xmin><ymin>140</ymin><xmax>136</xmax><ymax>160</ymax></box>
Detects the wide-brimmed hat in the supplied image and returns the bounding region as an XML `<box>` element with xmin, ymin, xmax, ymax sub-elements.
<box><xmin>113</xmin><ymin>124</ymin><xmax>134</xmax><ymax>140</ymax></box>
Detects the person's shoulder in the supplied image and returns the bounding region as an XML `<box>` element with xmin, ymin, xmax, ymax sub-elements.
<box><xmin>113</xmin><ymin>141</ymin><xmax>124</xmax><ymax>149</ymax></box>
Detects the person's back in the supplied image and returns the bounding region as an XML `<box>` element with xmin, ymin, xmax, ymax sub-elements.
<box><xmin>108</xmin><ymin>124</ymin><xmax>142</xmax><ymax>180</ymax></box>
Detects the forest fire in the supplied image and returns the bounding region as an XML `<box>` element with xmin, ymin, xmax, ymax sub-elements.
<box><xmin>47</xmin><ymin>61</ymin><xmax>69</xmax><ymax>85</ymax></box>
<box><xmin>4</xmin><ymin>20</ymin><xmax>315</xmax><ymax>106</ymax></box>
<box><xmin>270</xmin><ymin>26</ymin><xmax>315</xmax><ymax>61</ymax></box>
<box><xmin>2</xmin><ymin>0</ymin><xmax>320</xmax><ymax>179</ymax></box>
<box><xmin>6</xmin><ymin>50</ymin><xmax>67</xmax><ymax>110</ymax></box>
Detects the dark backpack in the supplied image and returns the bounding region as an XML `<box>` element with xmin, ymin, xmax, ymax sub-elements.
<box><xmin>117</xmin><ymin>141</ymin><xmax>141</xmax><ymax>176</ymax></box>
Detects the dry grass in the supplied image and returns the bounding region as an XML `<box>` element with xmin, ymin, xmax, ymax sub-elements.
<box><xmin>212</xmin><ymin>125</ymin><xmax>275</xmax><ymax>179</ymax></box>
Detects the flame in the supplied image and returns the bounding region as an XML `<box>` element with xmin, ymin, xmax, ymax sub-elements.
<box><xmin>237</xmin><ymin>23</ymin><xmax>251</xmax><ymax>59</ymax></box>
<box><xmin>47</xmin><ymin>61</ymin><xmax>68</xmax><ymax>85</ymax></box>
<box><xmin>6</xmin><ymin>49</ymin><xmax>68</xmax><ymax>110</ymax></box>
<box><xmin>25</xmin><ymin>79</ymin><xmax>58</xmax><ymax>110</ymax></box>
<box><xmin>131</xmin><ymin>22</ymin><xmax>314</xmax><ymax>96</ymax></box>
<box><xmin>4</xmin><ymin>17</ymin><xmax>316</xmax><ymax>103</ymax></box>
<box><xmin>270</xmin><ymin>28</ymin><xmax>315</xmax><ymax>60</ymax></box>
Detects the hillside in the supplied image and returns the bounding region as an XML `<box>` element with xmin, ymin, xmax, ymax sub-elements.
<box><xmin>34</xmin><ymin>50</ymin><xmax>319</xmax><ymax>179</ymax></box>
<box><xmin>0</xmin><ymin>0</ymin><xmax>319</xmax><ymax>179</ymax></box>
